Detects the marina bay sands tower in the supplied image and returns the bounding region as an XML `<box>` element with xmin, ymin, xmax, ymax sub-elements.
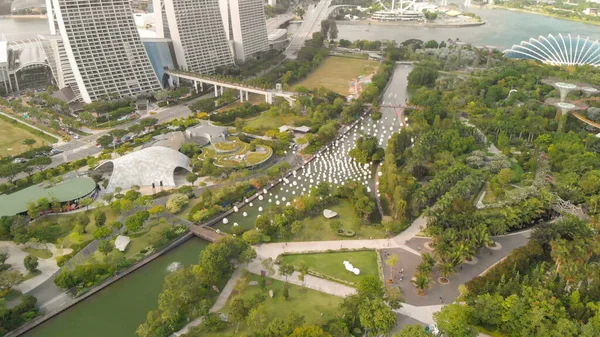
<box><xmin>43</xmin><ymin>0</ymin><xmax>162</xmax><ymax>103</ymax></box>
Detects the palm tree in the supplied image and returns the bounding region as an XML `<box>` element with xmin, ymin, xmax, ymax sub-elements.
<box><xmin>440</xmin><ymin>262</ymin><xmax>456</xmax><ymax>283</ymax></box>
<box><xmin>412</xmin><ymin>272</ymin><xmax>432</xmax><ymax>295</ymax></box>
<box><xmin>421</xmin><ymin>252</ymin><xmax>436</xmax><ymax>269</ymax></box>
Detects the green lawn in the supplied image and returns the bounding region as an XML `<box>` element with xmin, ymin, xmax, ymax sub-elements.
<box><xmin>200</xmin><ymin>274</ymin><xmax>342</xmax><ymax>337</ymax></box>
<box><xmin>87</xmin><ymin>219</ymin><xmax>172</xmax><ymax>263</ymax></box>
<box><xmin>28</xmin><ymin>207</ymin><xmax>118</xmax><ymax>249</ymax></box>
<box><xmin>292</xmin><ymin>200</ymin><xmax>386</xmax><ymax>241</ymax></box>
<box><xmin>280</xmin><ymin>250</ymin><xmax>379</xmax><ymax>285</ymax></box>
<box><xmin>243</xmin><ymin>113</ymin><xmax>309</xmax><ymax>135</ymax></box>
<box><xmin>22</xmin><ymin>247</ymin><xmax>53</xmax><ymax>259</ymax></box>
<box><xmin>0</xmin><ymin>117</ymin><xmax>52</xmax><ymax>157</ymax></box>
<box><xmin>295</xmin><ymin>56</ymin><xmax>379</xmax><ymax>95</ymax></box>
<box><xmin>477</xmin><ymin>326</ymin><xmax>509</xmax><ymax>337</ymax></box>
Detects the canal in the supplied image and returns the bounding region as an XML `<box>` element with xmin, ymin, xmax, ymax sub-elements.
<box><xmin>22</xmin><ymin>238</ymin><xmax>209</xmax><ymax>337</ymax></box>
<box><xmin>7</xmin><ymin>6</ymin><xmax>600</xmax><ymax>337</ymax></box>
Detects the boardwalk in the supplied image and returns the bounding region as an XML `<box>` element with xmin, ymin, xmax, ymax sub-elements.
<box><xmin>189</xmin><ymin>225</ymin><xmax>224</xmax><ymax>242</ymax></box>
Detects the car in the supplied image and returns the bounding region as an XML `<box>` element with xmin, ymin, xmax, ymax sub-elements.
<box><xmin>96</xmin><ymin>143</ymin><xmax>102</xmax><ymax>148</ymax></box>
<box><xmin>73</xmin><ymin>135</ymin><xmax>80</xmax><ymax>139</ymax></box>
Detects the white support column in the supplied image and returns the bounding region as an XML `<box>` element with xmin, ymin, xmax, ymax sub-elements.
<box><xmin>220</xmin><ymin>86</ymin><xmax>224</xmax><ymax>95</ymax></box>
<box><xmin>214</xmin><ymin>84</ymin><xmax>218</xmax><ymax>97</ymax></box>
<box><xmin>240</xmin><ymin>89</ymin><xmax>244</xmax><ymax>102</ymax></box>
<box><xmin>245</xmin><ymin>91</ymin><xmax>249</xmax><ymax>101</ymax></box>
<box><xmin>200</xmin><ymin>82</ymin><xmax>204</xmax><ymax>91</ymax></box>
<box><xmin>194</xmin><ymin>81</ymin><xmax>198</xmax><ymax>93</ymax></box>
<box><xmin>13</xmin><ymin>74</ymin><xmax>19</xmax><ymax>92</ymax></box>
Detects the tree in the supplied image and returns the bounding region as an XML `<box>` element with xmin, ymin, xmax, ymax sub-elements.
<box><xmin>396</xmin><ymin>324</ymin><xmax>430</xmax><ymax>337</ymax></box>
<box><xmin>79</xmin><ymin>111</ymin><xmax>95</xmax><ymax>125</ymax></box>
<box><xmin>261</xmin><ymin>257</ymin><xmax>275</xmax><ymax>276</ymax></box>
<box><xmin>247</xmin><ymin>303</ymin><xmax>269</xmax><ymax>333</ymax></box>
<box><xmin>0</xmin><ymin>252</ymin><xmax>7</xmax><ymax>265</ymax></box>
<box><xmin>93</xmin><ymin>226</ymin><xmax>112</xmax><ymax>239</ymax></box>
<box><xmin>94</xmin><ymin>211</ymin><xmax>107</xmax><ymax>227</ymax></box>
<box><xmin>24</xmin><ymin>255</ymin><xmax>38</xmax><ymax>273</ymax></box>
<box><xmin>297</xmin><ymin>262</ymin><xmax>309</xmax><ymax>286</ymax></box>
<box><xmin>357</xmin><ymin>275</ymin><xmax>385</xmax><ymax>299</ymax></box>
<box><xmin>288</xmin><ymin>326</ymin><xmax>332</xmax><ymax>337</ymax></box>
<box><xmin>148</xmin><ymin>205</ymin><xmax>165</xmax><ymax>217</ymax></box>
<box><xmin>229</xmin><ymin>297</ymin><xmax>248</xmax><ymax>332</ymax></box>
<box><xmin>412</xmin><ymin>272</ymin><xmax>432</xmax><ymax>295</ymax></box>
<box><xmin>96</xmin><ymin>134</ymin><xmax>114</xmax><ymax>148</ymax></box>
<box><xmin>79</xmin><ymin>197</ymin><xmax>93</xmax><ymax>210</ymax></box>
<box><xmin>186</xmin><ymin>172</ymin><xmax>197</xmax><ymax>185</ymax></box>
<box><xmin>0</xmin><ymin>270</ymin><xmax>23</xmax><ymax>292</ymax></box>
<box><xmin>496</xmin><ymin>168</ymin><xmax>513</xmax><ymax>186</ymax></box>
<box><xmin>139</xmin><ymin>118</ymin><xmax>158</xmax><ymax>128</ymax></box>
<box><xmin>320</xmin><ymin>19</ymin><xmax>331</xmax><ymax>38</ymax></box>
<box><xmin>358</xmin><ymin>298</ymin><xmax>396</xmax><ymax>336</ymax></box>
<box><xmin>283</xmin><ymin>284</ymin><xmax>290</xmax><ymax>300</ymax></box>
<box><xmin>110</xmin><ymin>129</ymin><xmax>128</xmax><ymax>139</ymax></box>
<box><xmin>279</xmin><ymin>261</ymin><xmax>295</xmax><ymax>282</ymax></box>
<box><xmin>328</xmin><ymin>20</ymin><xmax>338</xmax><ymax>40</ymax></box>
<box><xmin>294</xmin><ymin>6</ymin><xmax>305</xmax><ymax>19</ymax></box>
<box><xmin>385</xmin><ymin>254</ymin><xmax>399</xmax><ymax>275</ymax></box>
<box><xmin>22</xmin><ymin>138</ymin><xmax>36</xmax><ymax>150</ymax></box>
<box><xmin>28</xmin><ymin>156</ymin><xmax>51</xmax><ymax>172</ymax></box>
<box><xmin>98</xmin><ymin>240</ymin><xmax>114</xmax><ymax>256</ymax></box>
<box><xmin>166</xmin><ymin>193</ymin><xmax>189</xmax><ymax>214</ymax></box>
<box><xmin>128</xmin><ymin>124</ymin><xmax>145</xmax><ymax>136</ymax></box>
<box><xmin>407</xmin><ymin>66</ymin><xmax>439</xmax><ymax>88</ymax></box>
<box><xmin>434</xmin><ymin>303</ymin><xmax>477</xmax><ymax>337</ymax></box>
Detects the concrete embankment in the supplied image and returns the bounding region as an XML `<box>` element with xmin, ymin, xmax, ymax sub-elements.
<box><xmin>336</xmin><ymin>19</ymin><xmax>485</xmax><ymax>28</ymax></box>
<box><xmin>6</xmin><ymin>232</ymin><xmax>194</xmax><ymax>337</ymax></box>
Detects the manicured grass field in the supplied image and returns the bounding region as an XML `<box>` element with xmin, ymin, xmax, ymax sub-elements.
<box><xmin>243</xmin><ymin>113</ymin><xmax>309</xmax><ymax>135</ymax></box>
<box><xmin>280</xmin><ymin>250</ymin><xmax>380</xmax><ymax>284</ymax></box>
<box><xmin>216</xmin><ymin>93</ymin><xmax>264</xmax><ymax>112</ymax></box>
<box><xmin>22</xmin><ymin>247</ymin><xmax>53</xmax><ymax>259</ymax></box>
<box><xmin>201</xmin><ymin>274</ymin><xmax>342</xmax><ymax>337</ymax></box>
<box><xmin>295</xmin><ymin>56</ymin><xmax>379</xmax><ymax>95</ymax></box>
<box><xmin>292</xmin><ymin>200</ymin><xmax>387</xmax><ymax>241</ymax></box>
<box><xmin>0</xmin><ymin>118</ymin><xmax>51</xmax><ymax>157</ymax></box>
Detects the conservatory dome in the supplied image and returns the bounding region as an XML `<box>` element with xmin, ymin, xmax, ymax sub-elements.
<box><xmin>503</xmin><ymin>34</ymin><xmax>600</xmax><ymax>67</ymax></box>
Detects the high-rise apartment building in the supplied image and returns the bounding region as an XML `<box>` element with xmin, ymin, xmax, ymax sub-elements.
<box><xmin>154</xmin><ymin>0</ymin><xmax>234</xmax><ymax>73</ymax></box>
<box><xmin>44</xmin><ymin>0</ymin><xmax>162</xmax><ymax>103</ymax></box>
<box><xmin>219</xmin><ymin>0</ymin><xmax>269</xmax><ymax>62</ymax></box>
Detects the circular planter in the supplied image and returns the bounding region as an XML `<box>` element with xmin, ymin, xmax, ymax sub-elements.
<box><xmin>336</xmin><ymin>228</ymin><xmax>356</xmax><ymax>237</ymax></box>
<box><xmin>488</xmin><ymin>241</ymin><xmax>502</xmax><ymax>251</ymax></box>
<box><xmin>464</xmin><ymin>256</ymin><xmax>478</xmax><ymax>265</ymax></box>
<box><xmin>424</xmin><ymin>242</ymin><xmax>434</xmax><ymax>251</ymax></box>
<box><xmin>417</xmin><ymin>290</ymin><xmax>426</xmax><ymax>296</ymax></box>
<box><xmin>438</xmin><ymin>277</ymin><xmax>449</xmax><ymax>284</ymax></box>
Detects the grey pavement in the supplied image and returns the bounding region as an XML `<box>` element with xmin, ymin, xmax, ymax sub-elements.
<box><xmin>401</xmin><ymin>231</ymin><xmax>530</xmax><ymax>306</ymax></box>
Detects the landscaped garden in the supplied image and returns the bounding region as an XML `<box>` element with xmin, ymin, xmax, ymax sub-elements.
<box><xmin>199</xmin><ymin>137</ymin><xmax>273</xmax><ymax>168</ymax></box>
<box><xmin>279</xmin><ymin>250</ymin><xmax>380</xmax><ymax>285</ymax></box>
<box><xmin>295</xmin><ymin>56</ymin><xmax>379</xmax><ymax>95</ymax></box>
<box><xmin>189</xmin><ymin>273</ymin><xmax>343</xmax><ymax>337</ymax></box>
<box><xmin>292</xmin><ymin>199</ymin><xmax>387</xmax><ymax>241</ymax></box>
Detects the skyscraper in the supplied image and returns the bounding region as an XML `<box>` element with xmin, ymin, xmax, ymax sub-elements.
<box><xmin>219</xmin><ymin>0</ymin><xmax>269</xmax><ymax>62</ymax></box>
<box><xmin>154</xmin><ymin>0</ymin><xmax>234</xmax><ymax>73</ymax></box>
<box><xmin>45</xmin><ymin>0</ymin><xmax>162</xmax><ymax>103</ymax></box>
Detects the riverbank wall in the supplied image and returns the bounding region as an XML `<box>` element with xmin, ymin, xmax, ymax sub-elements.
<box><xmin>6</xmin><ymin>231</ymin><xmax>194</xmax><ymax>337</ymax></box>
<box><xmin>0</xmin><ymin>15</ymin><xmax>47</xmax><ymax>19</ymax></box>
<box><xmin>336</xmin><ymin>19</ymin><xmax>486</xmax><ymax>28</ymax></box>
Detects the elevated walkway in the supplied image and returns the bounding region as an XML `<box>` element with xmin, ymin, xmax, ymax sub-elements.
<box><xmin>165</xmin><ymin>70</ymin><xmax>296</xmax><ymax>105</ymax></box>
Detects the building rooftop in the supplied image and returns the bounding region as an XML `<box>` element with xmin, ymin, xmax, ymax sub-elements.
<box><xmin>0</xmin><ymin>176</ymin><xmax>97</xmax><ymax>217</ymax></box>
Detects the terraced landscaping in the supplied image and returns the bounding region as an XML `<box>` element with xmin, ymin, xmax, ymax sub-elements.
<box><xmin>200</xmin><ymin>137</ymin><xmax>272</xmax><ymax>167</ymax></box>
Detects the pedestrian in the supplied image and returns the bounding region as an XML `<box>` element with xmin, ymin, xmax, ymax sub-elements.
<box><xmin>460</xmin><ymin>265</ymin><xmax>463</xmax><ymax>270</ymax></box>
<box><xmin>440</xmin><ymin>296</ymin><xmax>443</xmax><ymax>304</ymax></box>
<box><xmin>400</xmin><ymin>268</ymin><xmax>404</xmax><ymax>273</ymax></box>
<box><xmin>418</xmin><ymin>246</ymin><xmax>421</xmax><ymax>251</ymax></box>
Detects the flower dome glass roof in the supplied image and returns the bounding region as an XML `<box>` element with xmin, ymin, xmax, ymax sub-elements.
<box><xmin>503</xmin><ymin>34</ymin><xmax>600</xmax><ymax>67</ymax></box>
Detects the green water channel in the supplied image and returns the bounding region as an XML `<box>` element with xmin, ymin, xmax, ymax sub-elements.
<box><xmin>23</xmin><ymin>238</ymin><xmax>209</xmax><ymax>337</ymax></box>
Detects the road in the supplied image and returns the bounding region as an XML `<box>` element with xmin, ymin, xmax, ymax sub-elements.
<box><xmin>266</xmin><ymin>13</ymin><xmax>294</xmax><ymax>33</ymax></box>
<box><xmin>3</xmin><ymin>101</ymin><xmax>196</xmax><ymax>183</ymax></box>
<box><xmin>284</xmin><ymin>0</ymin><xmax>334</xmax><ymax>58</ymax></box>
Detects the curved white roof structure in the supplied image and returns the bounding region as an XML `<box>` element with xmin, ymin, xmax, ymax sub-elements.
<box><xmin>503</xmin><ymin>34</ymin><xmax>600</xmax><ymax>67</ymax></box>
<box><xmin>96</xmin><ymin>146</ymin><xmax>191</xmax><ymax>192</ymax></box>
